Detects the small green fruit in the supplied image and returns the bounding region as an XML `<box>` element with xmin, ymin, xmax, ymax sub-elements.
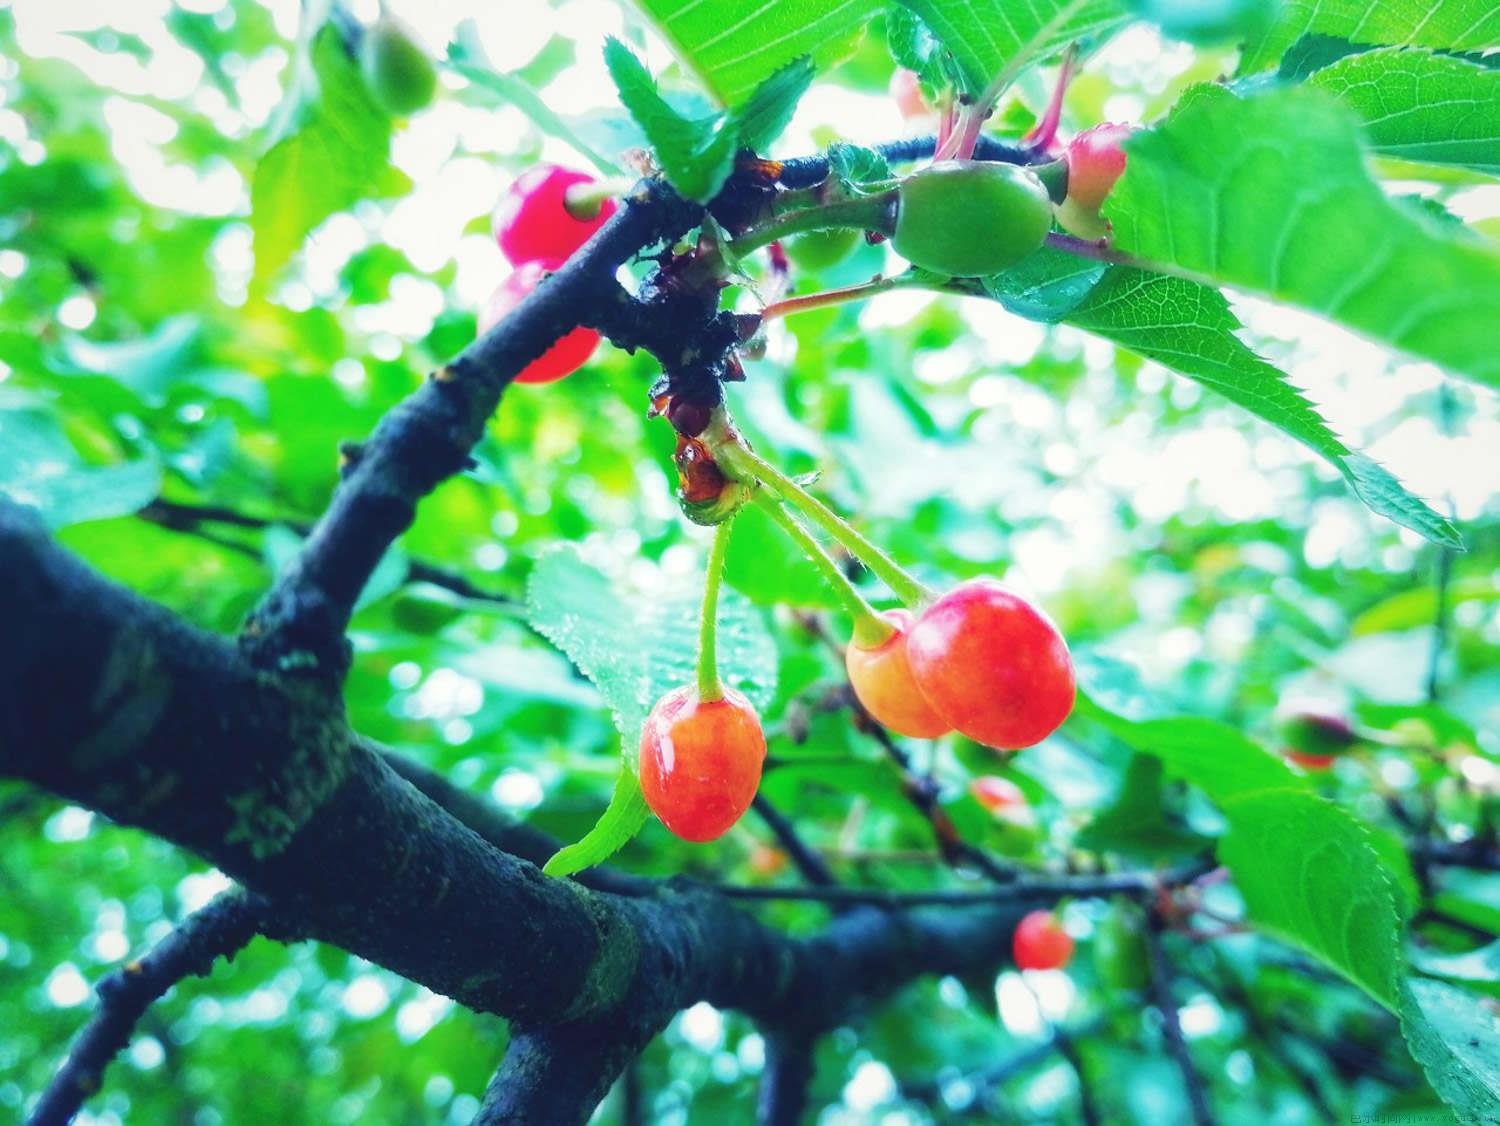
<box><xmin>361</xmin><ymin>17</ymin><xmax>437</xmax><ymax>116</ymax></box>
<box><xmin>892</xmin><ymin>161</ymin><xmax>1052</xmax><ymax>277</ymax></box>
<box><xmin>785</xmin><ymin>227</ymin><xmax>861</xmax><ymax>271</ymax></box>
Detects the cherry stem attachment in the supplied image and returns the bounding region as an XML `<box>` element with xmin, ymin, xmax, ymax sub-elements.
<box><xmin>729</xmin><ymin>192</ymin><xmax>898</xmax><ymax>258</ymax></box>
<box><xmin>562</xmin><ymin>177</ymin><xmax>633</xmax><ymax>221</ymax></box>
<box><xmin>696</xmin><ymin>518</ymin><xmax>735</xmax><ymax>702</ymax></box>
<box><xmin>716</xmin><ymin>443</ymin><xmax>931</xmax><ymax>608</ymax></box>
<box><xmin>753</xmin><ymin>493</ymin><xmax>894</xmax><ymax>648</ymax></box>
<box><xmin>760</xmin><ymin>274</ymin><xmax>917</xmax><ymax>322</ymax></box>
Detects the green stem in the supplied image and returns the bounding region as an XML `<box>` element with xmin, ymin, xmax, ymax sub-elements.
<box><xmin>753</xmin><ymin>493</ymin><xmax>894</xmax><ymax>648</ymax></box>
<box><xmin>760</xmin><ymin>273</ymin><xmax>919</xmax><ymax>322</ymax></box>
<box><xmin>717</xmin><ymin>444</ymin><xmax>931</xmax><ymax>608</ymax></box>
<box><xmin>562</xmin><ymin>177</ymin><xmax>634</xmax><ymax>220</ymax></box>
<box><xmin>729</xmin><ymin>191</ymin><xmax>899</xmax><ymax>258</ymax></box>
<box><xmin>697</xmin><ymin>519</ymin><xmax>735</xmax><ymax>701</ymax></box>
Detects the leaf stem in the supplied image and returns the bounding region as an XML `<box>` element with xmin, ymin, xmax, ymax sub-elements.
<box><xmin>729</xmin><ymin>191</ymin><xmax>899</xmax><ymax>258</ymax></box>
<box><xmin>760</xmin><ymin>273</ymin><xmax>917</xmax><ymax>322</ymax></box>
<box><xmin>697</xmin><ymin>519</ymin><xmax>734</xmax><ymax>701</ymax></box>
<box><xmin>753</xmin><ymin>493</ymin><xmax>894</xmax><ymax>647</ymax></box>
<box><xmin>716</xmin><ymin>443</ymin><xmax>931</xmax><ymax>608</ymax></box>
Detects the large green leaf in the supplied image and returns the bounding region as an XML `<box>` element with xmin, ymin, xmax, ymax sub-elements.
<box><xmin>526</xmin><ymin>543</ymin><xmax>778</xmax><ymax>872</ymax></box>
<box><xmin>635</xmin><ymin>0</ymin><xmax>880</xmax><ymax>107</ymax></box>
<box><xmin>1075</xmin><ymin>754</ymin><xmax>1212</xmax><ymax>859</ymax></box>
<box><xmin>0</xmin><ymin>406</ymin><xmax>161</xmax><ymax>530</ymax></box>
<box><xmin>1242</xmin><ymin>0</ymin><xmax>1500</xmax><ymax>74</ymax></box>
<box><xmin>251</xmin><ymin>25</ymin><xmax>406</xmax><ymax>285</ymax></box>
<box><xmin>1106</xmin><ymin>84</ymin><xmax>1500</xmax><ymax>387</ymax></box>
<box><xmin>1063</xmin><ymin>267</ymin><xmax>1460</xmax><ymax>547</ymax></box>
<box><xmin>893</xmin><ymin>0</ymin><xmax>1130</xmax><ymax>96</ymax></box>
<box><xmin>1400</xmin><ymin>977</ymin><xmax>1500</xmax><ymax>1122</ymax></box>
<box><xmin>1220</xmin><ymin>789</ymin><xmax>1406</xmax><ymax>1007</ymax></box>
<box><xmin>1308</xmin><ymin>48</ymin><xmax>1500</xmax><ymax>176</ymax></box>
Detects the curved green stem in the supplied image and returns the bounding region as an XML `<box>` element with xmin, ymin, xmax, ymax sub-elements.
<box><xmin>717</xmin><ymin>444</ymin><xmax>931</xmax><ymax>608</ymax></box>
<box><xmin>760</xmin><ymin>273</ymin><xmax>919</xmax><ymax>322</ymax></box>
<box><xmin>729</xmin><ymin>191</ymin><xmax>899</xmax><ymax>259</ymax></box>
<box><xmin>753</xmin><ymin>493</ymin><xmax>894</xmax><ymax>648</ymax></box>
<box><xmin>697</xmin><ymin>519</ymin><xmax>735</xmax><ymax>701</ymax></box>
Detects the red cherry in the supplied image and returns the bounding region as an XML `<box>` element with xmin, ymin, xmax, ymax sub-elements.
<box><xmin>906</xmin><ymin>579</ymin><xmax>1075</xmax><ymax>751</ymax></box>
<box><xmin>889</xmin><ymin>68</ymin><xmax>930</xmax><ymax>121</ymax></box>
<box><xmin>1285</xmin><ymin>748</ymin><xmax>1337</xmax><ymax>771</ymax></box>
<box><xmin>970</xmin><ymin>775</ymin><xmax>1026</xmax><ymax>817</ymax></box>
<box><xmin>845</xmin><ymin>609</ymin><xmax>953</xmax><ymax>739</ymax></box>
<box><xmin>1013</xmin><ymin>910</ymin><xmax>1074</xmax><ymax>970</ymax></box>
<box><xmin>492</xmin><ymin>165</ymin><xmax>617</xmax><ymax>268</ymax></box>
<box><xmin>478</xmin><ymin>262</ymin><xmax>598</xmax><ymax>383</ymax></box>
<box><xmin>1064</xmin><ymin>123</ymin><xmax>1132</xmax><ymax>211</ymax></box>
<box><xmin>639</xmin><ymin>685</ymin><xmax>766</xmax><ymax>843</ymax></box>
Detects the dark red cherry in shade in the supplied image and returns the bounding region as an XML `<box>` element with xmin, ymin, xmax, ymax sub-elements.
<box><xmin>1013</xmin><ymin>910</ymin><xmax>1074</xmax><ymax>970</ymax></box>
<box><xmin>1285</xmin><ymin>748</ymin><xmax>1338</xmax><ymax>771</ymax></box>
<box><xmin>639</xmin><ymin>685</ymin><xmax>766</xmax><ymax>843</ymax></box>
<box><xmin>1064</xmin><ymin>123</ymin><xmax>1133</xmax><ymax>211</ymax></box>
<box><xmin>492</xmin><ymin>165</ymin><xmax>616</xmax><ymax>268</ymax></box>
<box><xmin>477</xmin><ymin>262</ymin><xmax>599</xmax><ymax>383</ymax></box>
<box><xmin>906</xmin><ymin>579</ymin><xmax>1075</xmax><ymax>751</ymax></box>
<box><xmin>845</xmin><ymin>609</ymin><xmax>953</xmax><ymax>739</ymax></box>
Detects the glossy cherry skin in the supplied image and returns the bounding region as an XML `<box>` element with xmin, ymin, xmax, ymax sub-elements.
<box><xmin>493</xmin><ymin>165</ymin><xmax>617</xmax><ymax>268</ymax></box>
<box><xmin>906</xmin><ymin>579</ymin><xmax>1075</xmax><ymax>750</ymax></box>
<box><xmin>639</xmin><ymin>685</ymin><xmax>766</xmax><ymax>843</ymax></box>
<box><xmin>970</xmin><ymin>775</ymin><xmax>1026</xmax><ymax>817</ymax></box>
<box><xmin>478</xmin><ymin>262</ymin><xmax>599</xmax><ymax>383</ymax></box>
<box><xmin>1013</xmin><ymin>910</ymin><xmax>1074</xmax><ymax>970</ymax></box>
<box><xmin>845</xmin><ymin>609</ymin><xmax>952</xmax><ymax>739</ymax></box>
<box><xmin>1065</xmin><ymin>123</ymin><xmax>1132</xmax><ymax>210</ymax></box>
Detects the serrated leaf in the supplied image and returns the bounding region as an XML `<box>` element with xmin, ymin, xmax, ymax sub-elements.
<box><xmin>980</xmin><ymin>244</ymin><xmax>1107</xmax><ymax>321</ymax></box>
<box><xmin>635</xmin><ymin>0</ymin><xmax>881</xmax><ymax>107</ymax></box>
<box><xmin>251</xmin><ymin>25</ymin><xmax>405</xmax><ymax>284</ymax></box>
<box><xmin>604</xmin><ymin>37</ymin><xmax>737</xmax><ymax>201</ymax></box>
<box><xmin>1308</xmin><ymin>47</ymin><xmax>1500</xmax><ymax>175</ymax></box>
<box><xmin>542</xmin><ymin>767</ymin><xmax>650</xmax><ymax>877</ymax></box>
<box><xmin>734</xmin><ymin>56</ymin><xmax>816</xmax><ymax>152</ymax></box>
<box><xmin>1105</xmin><ymin>85</ymin><xmax>1500</xmax><ymax>389</ymax></box>
<box><xmin>1220</xmin><ymin>789</ymin><xmax>1405</xmax><ymax>1007</ymax></box>
<box><xmin>1242</xmin><ymin>0</ymin><xmax>1500</xmax><ymax>74</ymax></box>
<box><xmin>892</xmin><ymin>0</ymin><xmax>1130</xmax><ymax>96</ymax></box>
<box><xmin>1399</xmin><ymin>977</ymin><xmax>1500</xmax><ymax>1122</ymax></box>
<box><xmin>827</xmin><ymin>142</ymin><xmax>893</xmax><ymax>186</ymax></box>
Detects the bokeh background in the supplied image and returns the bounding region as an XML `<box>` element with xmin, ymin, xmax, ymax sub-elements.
<box><xmin>2</xmin><ymin>0</ymin><xmax>1497</xmax><ymax>1122</ymax></box>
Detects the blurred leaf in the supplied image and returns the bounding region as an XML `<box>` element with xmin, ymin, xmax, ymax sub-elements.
<box><xmin>1353</xmin><ymin>576</ymin><xmax>1498</xmax><ymax>635</ymax></box>
<box><xmin>1308</xmin><ymin>48</ymin><xmax>1500</xmax><ymax>175</ymax></box>
<box><xmin>1412</xmin><ymin>941</ymin><xmax>1500</xmax><ymax>997</ymax></box>
<box><xmin>722</xmin><ymin>500</ymin><xmax>844</xmax><ymax>609</ymax></box>
<box><xmin>57</xmin><ymin>316</ymin><xmax>202</xmax><ymax>404</ymax></box>
<box><xmin>634</xmin><ymin>0</ymin><xmax>880</xmax><ymax>106</ymax></box>
<box><xmin>1064</xmin><ymin>267</ymin><xmax>1460</xmax><ymax>547</ymax></box>
<box><xmin>1076</xmin><ymin>754</ymin><xmax>1211</xmax><ymax>858</ymax></box>
<box><xmin>1221</xmin><ymin>789</ymin><xmax>1405</xmax><ymax>1006</ymax></box>
<box><xmin>1241</xmin><ymin>0</ymin><xmax>1500</xmax><ymax>74</ymax></box>
<box><xmin>1128</xmin><ymin>0</ymin><xmax>1277</xmax><ymax>45</ymax></box>
<box><xmin>0</xmin><ymin>407</ymin><xmax>160</xmax><ymax>529</ymax></box>
<box><xmin>1106</xmin><ymin>85</ymin><xmax>1500</xmax><ymax>388</ymax></box>
<box><xmin>892</xmin><ymin>0</ymin><xmax>1130</xmax><ymax>95</ymax></box>
<box><xmin>1399</xmin><ymin>976</ymin><xmax>1500</xmax><ymax>1121</ymax></box>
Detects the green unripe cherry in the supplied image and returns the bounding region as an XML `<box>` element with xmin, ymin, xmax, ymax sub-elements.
<box><xmin>361</xmin><ymin>17</ymin><xmax>437</xmax><ymax>116</ymax></box>
<box><xmin>892</xmin><ymin>161</ymin><xmax>1053</xmax><ymax>277</ymax></box>
<box><xmin>785</xmin><ymin>227</ymin><xmax>861</xmax><ymax>271</ymax></box>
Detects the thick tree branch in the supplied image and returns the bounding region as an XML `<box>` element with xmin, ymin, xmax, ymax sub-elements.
<box><xmin>28</xmin><ymin>891</ymin><xmax>275</xmax><ymax>1126</ymax></box>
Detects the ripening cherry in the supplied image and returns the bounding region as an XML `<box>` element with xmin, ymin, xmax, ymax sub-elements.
<box><xmin>477</xmin><ymin>262</ymin><xmax>599</xmax><ymax>383</ymax></box>
<box><xmin>492</xmin><ymin>165</ymin><xmax>617</xmax><ymax>268</ymax></box>
<box><xmin>970</xmin><ymin>775</ymin><xmax>1027</xmax><ymax>818</ymax></box>
<box><xmin>892</xmin><ymin>161</ymin><xmax>1053</xmax><ymax>277</ymax></box>
<box><xmin>906</xmin><ymin>579</ymin><xmax>1075</xmax><ymax>750</ymax></box>
<box><xmin>889</xmin><ymin>68</ymin><xmax>931</xmax><ymax>121</ymax></box>
<box><xmin>1057</xmin><ymin>123</ymin><xmax>1133</xmax><ymax>240</ymax></box>
<box><xmin>1013</xmin><ymin>910</ymin><xmax>1074</xmax><ymax>970</ymax></box>
<box><xmin>639</xmin><ymin>685</ymin><xmax>766</xmax><ymax>842</ymax></box>
<box><xmin>845</xmin><ymin>609</ymin><xmax>953</xmax><ymax>739</ymax></box>
<box><xmin>1285</xmin><ymin>748</ymin><xmax>1338</xmax><ymax>771</ymax></box>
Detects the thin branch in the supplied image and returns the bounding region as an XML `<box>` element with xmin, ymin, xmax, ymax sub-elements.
<box><xmin>752</xmin><ymin>793</ymin><xmax>839</xmax><ymax>887</ymax></box>
<box><xmin>900</xmin><ymin>1016</ymin><xmax>1106</xmax><ymax>1112</ymax></box>
<box><xmin>757</xmin><ymin>1028</ymin><xmax>818</xmax><ymax>1126</ymax></box>
<box><xmin>1052</xmin><ymin>1026</ymin><xmax>1102</xmax><ymax>1126</ymax></box>
<box><xmin>1409</xmin><ymin>838</ymin><xmax>1500</xmax><ymax>873</ymax></box>
<box><xmin>775</xmin><ymin>134</ymin><xmax>1039</xmax><ymax>189</ymax></box>
<box><xmin>28</xmin><ymin>891</ymin><xmax>275</xmax><ymax>1126</ymax></box>
<box><xmin>1143</xmin><ymin>910</ymin><xmax>1215</xmax><ymax>1126</ymax></box>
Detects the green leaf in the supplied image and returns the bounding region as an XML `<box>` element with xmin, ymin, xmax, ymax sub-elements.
<box><xmin>1352</xmin><ymin>576</ymin><xmax>1498</xmax><ymax>635</ymax></box>
<box><xmin>603</xmin><ymin>37</ymin><xmax>738</xmax><ymax>201</ymax></box>
<box><xmin>0</xmin><ymin>407</ymin><xmax>161</xmax><ymax>529</ymax></box>
<box><xmin>1105</xmin><ymin>84</ymin><xmax>1500</xmax><ymax>388</ymax></box>
<box><xmin>526</xmin><ymin>543</ymin><xmax>778</xmax><ymax>869</ymax></box>
<box><xmin>1308</xmin><ymin>48</ymin><xmax>1500</xmax><ymax>175</ymax></box>
<box><xmin>827</xmin><ymin>142</ymin><xmax>893</xmax><ymax>186</ymax></box>
<box><xmin>251</xmin><ymin>25</ymin><xmax>405</xmax><ymax>285</ymax></box>
<box><xmin>1242</xmin><ymin>0</ymin><xmax>1500</xmax><ymax>74</ymax></box>
<box><xmin>1126</xmin><ymin>0</ymin><xmax>1276</xmax><ymax>45</ymax></box>
<box><xmin>1076</xmin><ymin>754</ymin><xmax>1212</xmax><ymax>859</ymax></box>
<box><xmin>981</xmin><ymin>245</ymin><xmax>1107</xmax><ymax>322</ymax></box>
<box><xmin>892</xmin><ymin>0</ymin><xmax>1130</xmax><ymax>96</ymax></box>
<box><xmin>734</xmin><ymin>56</ymin><xmax>816</xmax><ymax>151</ymax></box>
<box><xmin>1063</xmin><ymin>267</ymin><xmax>1460</xmax><ymax>547</ymax></box>
<box><xmin>634</xmin><ymin>0</ymin><xmax>881</xmax><ymax>107</ymax></box>
<box><xmin>1399</xmin><ymin>977</ymin><xmax>1500</xmax><ymax>1122</ymax></box>
<box><xmin>542</xmin><ymin>767</ymin><xmax>650</xmax><ymax>877</ymax></box>
<box><xmin>1220</xmin><ymin>789</ymin><xmax>1405</xmax><ymax>1007</ymax></box>
<box><xmin>57</xmin><ymin>316</ymin><xmax>202</xmax><ymax>404</ymax></box>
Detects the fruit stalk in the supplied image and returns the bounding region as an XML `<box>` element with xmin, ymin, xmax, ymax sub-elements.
<box><xmin>696</xmin><ymin>518</ymin><xmax>735</xmax><ymax>702</ymax></box>
<box><xmin>728</xmin><ymin>191</ymin><xmax>899</xmax><ymax>259</ymax></box>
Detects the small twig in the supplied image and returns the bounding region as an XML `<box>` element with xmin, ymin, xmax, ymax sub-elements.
<box><xmin>757</xmin><ymin>1028</ymin><xmax>818</xmax><ymax>1126</ymax></box>
<box><xmin>900</xmin><ymin>1016</ymin><xmax>1107</xmax><ymax>1111</ymax></box>
<box><xmin>1410</xmin><ymin>838</ymin><xmax>1500</xmax><ymax>872</ymax></box>
<box><xmin>1052</xmin><ymin>1026</ymin><xmax>1102</xmax><ymax>1126</ymax></box>
<box><xmin>29</xmin><ymin>891</ymin><xmax>275</xmax><ymax>1126</ymax></box>
<box><xmin>752</xmin><ymin>794</ymin><xmax>839</xmax><ymax>887</ymax></box>
<box><xmin>1143</xmin><ymin>909</ymin><xmax>1215</xmax><ymax>1126</ymax></box>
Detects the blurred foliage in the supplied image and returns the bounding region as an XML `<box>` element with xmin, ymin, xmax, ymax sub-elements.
<box><xmin>1</xmin><ymin>1</ymin><xmax>1498</xmax><ymax>1124</ymax></box>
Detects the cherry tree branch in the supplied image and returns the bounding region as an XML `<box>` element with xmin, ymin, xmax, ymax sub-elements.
<box><xmin>1144</xmin><ymin>908</ymin><xmax>1216</xmax><ymax>1126</ymax></box>
<box><xmin>28</xmin><ymin>891</ymin><xmax>276</xmax><ymax>1126</ymax></box>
